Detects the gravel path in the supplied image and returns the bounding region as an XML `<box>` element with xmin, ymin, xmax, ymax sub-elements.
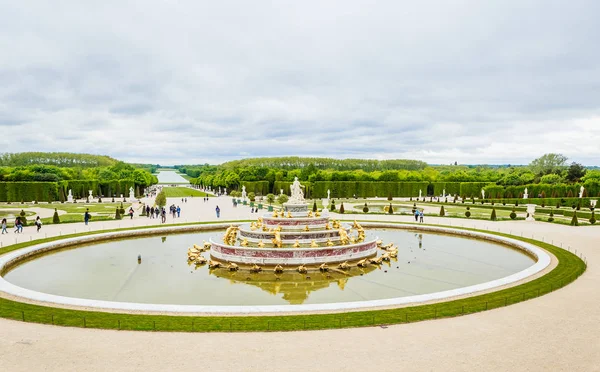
<box><xmin>0</xmin><ymin>197</ymin><xmax>598</xmax><ymax>372</ymax></box>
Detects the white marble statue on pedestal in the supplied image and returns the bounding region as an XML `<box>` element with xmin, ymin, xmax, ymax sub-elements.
<box><xmin>481</xmin><ymin>189</ymin><xmax>485</xmax><ymax>199</ymax></box>
<box><xmin>523</xmin><ymin>188</ymin><xmax>528</xmax><ymax>199</ymax></box>
<box><xmin>67</xmin><ymin>189</ymin><xmax>74</xmax><ymax>203</ymax></box>
<box><xmin>327</xmin><ymin>189</ymin><xmax>330</xmax><ymax>199</ymax></box>
<box><xmin>419</xmin><ymin>189</ymin><xmax>422</xmax><ymax>198</ymax></box>
<box><xmin>241</xmin><ymin>185</ymin><xmax>247</xmax><ymax>200</ymax></box>
<box><xmin>129</xmin><ymin>187</ymin><xmax>136</xmax><ymax>202</ymax></box>
<box><xmin>288</xmin><ymin>177</ymin><xmax>305</xmax><ymax>203</ymax></box>
<box><xmin>443</xmin><ymin>189</ymin><xmax>446</xmax><ymax>198</ymax></box>
<box><xmin>224</xmin><ymin>188</ymin><xmax>227</xmax><ymax>196</ymax></box>
<box><xmin>88</xmin><ymin>190</ymin><xmax>93</xmax><ymax>201</ymax></box>
<box><xmin>280</xmin><ymin>189</ymin><xmax>284</xmax><ymax>196</ymax></box>
<box><xmin>579</xmin><ymin>186</ymin><xmax>585</xmax><ymax>198</ymax></box>
<box><xmin>526</xmin><ymin>204</ymin><xmax>536</xmax><ymax>221</ymax></box>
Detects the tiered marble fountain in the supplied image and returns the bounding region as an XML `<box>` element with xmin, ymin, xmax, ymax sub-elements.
<box><xmin>208</xmin><ymin>178</ymin><xmax>387</xmax><ymax>270</ymax></box>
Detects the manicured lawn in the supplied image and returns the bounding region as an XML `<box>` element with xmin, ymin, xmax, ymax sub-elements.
<box><xmin>0</xmin><ymin>222</ymin><xmax>586</xmax><ymax>332</ymax></box>
<box><xmin>162</xmin><ymin>187</ymin><xmax>211</xmax><ymax>198</ymax></box>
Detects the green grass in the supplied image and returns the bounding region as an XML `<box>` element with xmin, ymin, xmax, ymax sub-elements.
<box><xmin>162</xmin><ymin>187</ymin><xmax>211</xmax><ymax>198</ymax></box>
<box><xmin>0</xmin><ymin>221</ymin><xmax>586</xmax><ymax>332</ymax></box>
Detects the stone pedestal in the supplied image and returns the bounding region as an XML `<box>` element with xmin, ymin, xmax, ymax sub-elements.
<box><xmin>526</xmin><ymin>204</ymin><xmax>536</xmax><ymax>222</ymax></box>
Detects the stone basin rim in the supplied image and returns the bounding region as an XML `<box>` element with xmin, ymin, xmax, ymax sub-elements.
<box><xmin>0</xmin><ymin>222</ymin><xmax>551</xmax><ymax>314</ymax></box>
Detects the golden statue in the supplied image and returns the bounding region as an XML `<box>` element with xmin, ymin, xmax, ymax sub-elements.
<box><xmin>272</xmin><ymin>231</ymin><xmax>282</xmax><ymax>248</ymax></box>
<box><xmin>257</xmin><ymin>240</ymin><xmax>265</xmax><ymax>248</ymax></box>
<box><xmin>274</xmin><ymin>264</ymin><xmax>284</xmax><ymax>273</ymax></box>
<box><xmin>304</xmin><ymin>225</ymin><xmax>310</xmax><ymax>232</ymax></box>
<box><xmin>208</xmin><ymin>260</ymin><xmax>221</xmax><ymax>269</ymax></box>
<box><xmin>250</xmin><ymin>264</ymin><xmax>262</xmax><ymax>273</ymax></box>
<box><xmin>297</xmin><ymin>265</ymin><xmax>308</xmax><ymax>274</ymax></box>
<box><xmin>326</xmin><ymin>239</ymin><xmax>334</xmax><ymax>247</ymax></box>
<box><xmin>338</xmin><ymin>261</ymin><xmax>350</xmax><ymax>270</ymax></box>
<box><xmin>257</xmin><ymin>217</ymin><xmax>263</xmax><ymax>226</ymax></box>
<box><xmin>262</xmin><ymin>225</ymin><xmax>268</xmax><ymax>231</ymax></box>
<box><xmin>272</xmin><ymin>210</ymin><xmax>278</xmax><ymax>218</ymax></box>
<box><xmin>310</xmin><ymin>240</ymin><xmax>318</xmax><ymax>248</ymax></box>
<box><xmin>307</xmin><ymin>211</ymin><xmax>313</xmax><ymax>217</ymax></box>
<box><xmin>287</xmin><ymin>211</ymin><xmax>292</xmax><ymax>218</ymax></box>
<box><xmin>315</xmin><ymin>211</ymin><xmax>321</xmax><ymax>217</ymax></box>
<box><xmin>227</xmin><ymin>262</ymin><xmax>239</xmax><ymax>271</ymax></box>
<box><xmin>319</xmin><ymin>263</ymin><xmax>329</xmax><ymax>272</ymax></box>
<box><xmin>293</xmin><ymin>240</ymin><xmax>301</xmax><ymax>248</ymax></box>
<box><xmin>195</xmin><ymin>256</ymin><xmax>207</xmax><ymax>265</ymax></box>
<box><xmin>357</xmin><ymin>258</ymin><xmax>368</xmax><ymax>267</ymax></box>
<box><xmin>250</xmin><ymin>222</ymin><xmax>257</xmax><ymax>231</ymax></box>
<box><xmin>338</xmin><ymin>227</ymin><xmax>349</xmax><ymax>245</ymax></box>
<box><xmin>349</xmin><ymin>236</ymin><xmax>356</xmax><ymax>244</ymax></box>
<box><xmin>240</xmin><ymin>238</ymin><xmax>249</xmax><ymax>247</ymax></box>
<box><xmin>325</xmin><ymin>222</ymin><xmax>331</xmax><ymax>230</ymax></box>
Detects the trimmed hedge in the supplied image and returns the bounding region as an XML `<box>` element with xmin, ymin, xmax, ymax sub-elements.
<box><xmin>0</xmin><ymin>182</ymin><xmax>59</xmax><ymax>202</ymax></box>
<box><xmin>311</xmin><ymin>181</ymin><xmax>428</xmax><ymax>198</ymax></box>
<box><xmin>431</xmin><ymin>182</ymin><xmax>461</xmax><ymax>197</ymax></box>
<box><xmin>240</xmin><ymin>181</ymin><xmax>270</xmax><ymax>196</ymax></box>
<box><xmin>459</xmin><ymin>182</ymin><xmax>496</xmax><ymax>198</ymax></box>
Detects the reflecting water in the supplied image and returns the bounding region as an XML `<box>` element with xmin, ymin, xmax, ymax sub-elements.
<box><xmin>3</xmin><ymin>229</ymin><xmax>535</xmax><ymax>306</ymax></box>
<box><xmin>156</xmin><ymin>170</ymin><xmax>189</xmax><ymax>184</ymax></box>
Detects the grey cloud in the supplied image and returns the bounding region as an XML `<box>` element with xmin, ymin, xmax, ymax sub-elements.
<box><xmin>0</xmin><ymin>0</ymin><xmax>599</xmax><ymax>165</ymax></box>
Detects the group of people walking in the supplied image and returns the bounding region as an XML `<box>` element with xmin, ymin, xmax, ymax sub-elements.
<box><xmin>414</xmin><ymin>209</ymin><xmax>425</xmax><ymax>223</ymax></box>
<box><xmin>1</xmin><ymin>216</ymin><xmax>43</xmax><ymax>234</ymax></box>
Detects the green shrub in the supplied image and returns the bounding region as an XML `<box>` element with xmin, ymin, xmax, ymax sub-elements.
<box><xmin>339</xmin><ymin>203</ymin><xmax>345</xmax><ymax>214</ymax></box>
<box><xmin>277</xmin><ymin>194</ymin><xmax>289</xmax><ymax>204</ymax></box>
<box><xmin>548</xmin><ymin>208</ymin><xmax>554</xmax><ymax>222</ymax></box>
<box><xmin>387</xmin><ymin>193</ymin><xmax>393</xmax><ymax>201</ymax></box>
<box><xmin>266</xmin><ymin>193</ymin><xmax>275</xmax><ymax>205</ymax></box>
<box><xmin>119</xmin><ymin>202</ymin><xmax>125</xmax><ymax>215</ymax></box>
<box><xmin>388</xmin><ymin>203</ymin><xmax>393</xmax><ymax>214</ymax></box>
<box><xmin>19</xmin><ymin>209</ymin><xmax>28</xmax><ymax>226</ymax></box>
<box><xmin>248</xmin><ymin>192</ymin><xmax>255</xmax><ymax>201</ymax></box>
<box><xmin>115</xmin><ymin>208</ymin><xmax>122</xmax><ymax>220</ymax></box>
<box><xmin>98</xmin><ymin>197</ymin><xmax>102</xmax><ymax>203</ymax></box>
<box><xmin>465</xmin><ymin>211</ymin><xmax>471</xmax><ymax>218</ymax></box>
<box><xmin>570</xmin><ymin>211</ymin><xmax>578</xmax><ymax>226</ymax></box>
<box><xmin>490</xmin><ymin>208</ymin><xmax>497</xmax><ymax>221</ymax></box>
<box><xmin>439</xmin><ymin>206</ymin><xmax>445</xmax><ymax>217</ymax></box>
<box><xmin>363</xmin><ymin>203</ymin><xmax>369</xmax><ymax>213</ymax></box>
<box><xmin>510</xmin><ymin>208</ymin><xmax>517</xmax><ymax>220</ymax></box>
<box><xmin>52</xmin><ymin>208</ymin><xmax>60</xmax><ymax>224</ymax></box>
<box><xmin>330</xmin><ymin>199</ymin><xmax>336</xmax><ymax>212</ymax></box>
<box><xmin>313</xmin><ymin>201</ymin><xmax>318</xmax><ymax>212</ymax></box>
<box><xmin>155</xmin><ymin>191</ymin><xmax>167</xmax><ymax>207</ymax></box>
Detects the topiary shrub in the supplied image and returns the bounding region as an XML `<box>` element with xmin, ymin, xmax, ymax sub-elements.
<box><xmin>571</xmin><ymin>211</ymin><xmax>578</xmax><ymax>226</ymax></box>
<box><xmin>515</xmin><ymin>200</ymin><xmax>519</xmax><ymax>207</ymax></box>
<box><xmin>439</xmin><ymin>206</ymin><xmax>445</xmax><ymax>217</ymax></box>
<box><xmin>119</xmin><ymin>202</ymin><xmax>125</xmax><ymax>215</ymax></box>
<box><xmin>412</xmin><ymin>203</ymin><xmax>417</xmax><ymax>214</ymax></box>
<box><xmin>465</xmin><ymin>210</ymin><xmax>471</xmax><ymax>218</ymax></box>
<box><xmin>363</xmin><ymin>203</ymin><xmax>369</xmax><ymax>213</ymax></box>
<box><xmin>313</xmin><ymin>201</ymin><xmax>318</xmax><ymax>212</ymax></box>
<box><xmin>248</xmin><ymin>192</ymin><xmax>256</xmax><ymax>201</ymax></box>
<box><xmin>510</xmin><ymin>208</ymin><xmax>517</xmax><ymax>220</ymax></box>
<box><xmin>330</xmin><ymin>199</ymin><xmax>336</xmax><ymax>212</ymax></box>
<box><xmin>34</xmin><ymin>200</ymin><xmax>38</xmax><ymax>204</ymax></box>
<box><xmin>19</xmin><ymin>210</ymin><xmax>28</xmax><ymax>226</ymax></box>
<box><xmin>576</xmin><ymin>201</ymin><xmax>581</xmax><ymax>211</ymax></box>
<box><xmin>98</xmin><ymin>197</ymin><xmax>102</xmax><ymax>203</ymax></box>
<box><xmin>339</xmin><ymin>203</ymin><xmax>345</xmax><ymax>214</ymax></box>
<box><xmin>590</xmin><ymin>211</ymin><xmax>596</xmax><ymax>225</ymax></box>
<box><xmin>548</xmin><ymin>209</ymin><xmax>554</xmax><ymax>222</ymax></box>
<box><xmin>388</xmin><ymin>203</ymin><xmax>394</xmax><ymax>214</ymax></box>
<box><xmin>53</xmin><ymin>208</ymin><xmax>60</xmax><ymax>224</ymax></box>
<box><xmin>112</xmin><ymin>197</ymin><xmax>115</xmax><ymax>202</ymax></box>
<box><xmin>277</xmin><ymin>194</ymin><xmax>289</xmax><ymax>204</ymax></box>
<box><xmin>115</xmin><ymin>208</ymin><xmax>122</xmax><ymax>220</ymax></box>
<box><xmin>490</xmin><ymin>208</ymin><xmax>497</xmax><ymax>221</ymax></box>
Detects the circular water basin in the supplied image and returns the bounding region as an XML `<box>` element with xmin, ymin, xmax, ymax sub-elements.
<box><xmin>2</xmin><ymin>228</ymin><xmax>537</xmax><ymax>307</ymax></box>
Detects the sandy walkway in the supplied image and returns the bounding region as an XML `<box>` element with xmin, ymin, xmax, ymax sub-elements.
<box><xmin>0</xmin><ymin>198</ymin><xmax>598</xmax><ymax>372</ymax></box>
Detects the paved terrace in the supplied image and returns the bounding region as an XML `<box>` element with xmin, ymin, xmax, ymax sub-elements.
<box><xmin>0</xmin><ymin>195</ymin><xmax>598</xmax><ymax>371</ymax></box>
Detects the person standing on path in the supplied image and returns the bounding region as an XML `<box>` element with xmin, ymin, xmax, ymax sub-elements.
<box><xmin>419</xmin><ymin>209</ymin><xmax>424</xmax><ymax>223</ymax></box>
<box><xmin>35</xmin><ymin>216</ymin><xmax>42</xmax><ymax>232</ymax></box>
<box><xmin>414</xmin><ymin>210</ymin><xmax>419</xmax><ymax>222</ymax></box>
<box><xmin>1</xmin><ymin>218</ymin><xmax>7</xmax><ymax>234</ymax></box>
<box><xmin>176</xmin><ymin>206</ymin><xmax>181</xmax><ymax>218</ymax></box>
<box><xmin>84</xmin><ymin>209</ymin><xmax>91</xmax><ymax>225</ymax></box>
<box><xmin>161</xmin><ymin>208</ymin><xmax>166</xmax><ymax>223</ymax></box>
<box><xmin>129</xmin><ymin>207</ymin><xmax>134</xmax><ymax>219</ymax></box>
<box><xmin>215</xmin><ymin>205</ymin><xmax>220</xmax><ymax>218</ymax></box>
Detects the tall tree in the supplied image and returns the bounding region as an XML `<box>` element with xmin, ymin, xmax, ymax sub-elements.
<box><xmin>529</xmin><ymin>153</ymin><xmax>568</xmax><ymax>175</ymax></box>
<box><xmin>566</xmin><ymin>162</ymin><xmax>586</xmax><ymax>182</ymax></box>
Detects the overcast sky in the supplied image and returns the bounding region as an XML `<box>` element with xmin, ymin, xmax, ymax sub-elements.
<box><xmin>1</xmin><ymin>1</ymin><xmax>599</xmax><ymax>166</ymax></box>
